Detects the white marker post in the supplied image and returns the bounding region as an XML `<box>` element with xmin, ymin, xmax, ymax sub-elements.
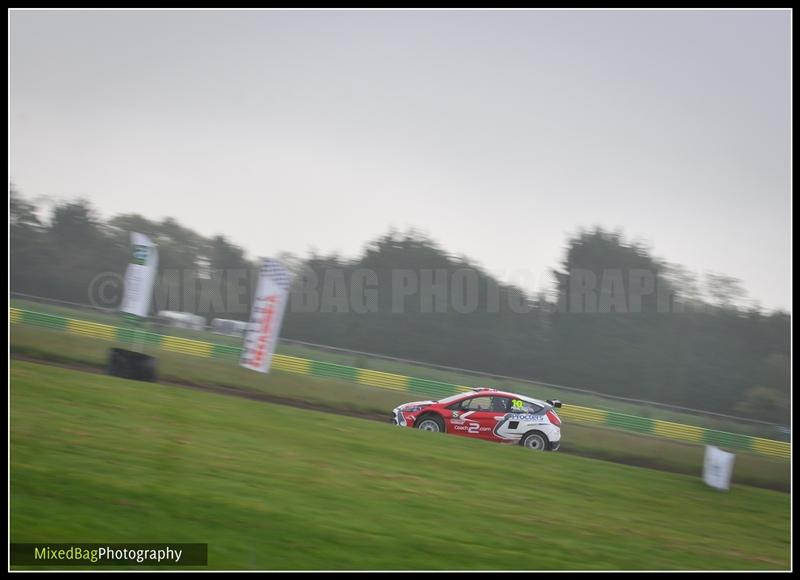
<box><xmin>702</xmin><ymin>445</ymin><xmax>736</xmax><ymax>491</ymax></box>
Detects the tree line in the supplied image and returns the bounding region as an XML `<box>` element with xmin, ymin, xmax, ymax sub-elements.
<box><xmin>10</xmin><ymin>190</ymin><xmax>790</xmax><ymax>423</ymax></box>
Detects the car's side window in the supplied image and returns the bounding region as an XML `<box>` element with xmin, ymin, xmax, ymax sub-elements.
<box><xmin>489</xmin><ymin>397</ymin><xmax>511</xmax><ymax>413</ymax></box>
<box><xmin>461</xmin><ymin>396</ymin><xmax>492</xmax><ymax>411</ymax></box>
<box><xmin>448</xmin><ymin>396</ymin><xmax>517</xmax><ymax>412</ymax></box>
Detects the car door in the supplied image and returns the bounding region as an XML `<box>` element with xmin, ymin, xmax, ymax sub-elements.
<box><xmin>474</xmin><ymin>396</ymin><xmax>513</xmax><ymax>441</ymax></box>
<box><xmin>445</xmin><ymin>396</ymin><xmax>488</xmax><ymax>438</ymax></box>
<box><xmin>448</xmin><ymin>396</ymin><xmax>511</xmax><ymax>441</ymax></box>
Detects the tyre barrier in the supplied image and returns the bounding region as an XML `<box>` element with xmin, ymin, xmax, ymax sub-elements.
<box><xmin>108</xmin><ymin>348</ymin><xmax>158</xmax><ymax>382</ymax></box>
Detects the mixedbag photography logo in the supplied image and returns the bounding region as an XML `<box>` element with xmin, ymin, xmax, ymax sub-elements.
<box><xmin>10</xmin><ymin>543</ymin><xmax>208</xmax><ymax>567</ymax></box>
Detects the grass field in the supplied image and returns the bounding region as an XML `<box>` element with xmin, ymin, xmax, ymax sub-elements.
<box><xmin>9</xmin><ymin>298</ymin><xmax>788</xmax><ymax>441</ymax></box>
<box><xmin>10</xmin><ymin>361</ymin><xmax>791</xmax><ymax>570</ymax></box>
<box><xmin>9</xmin><ymin>324</ymin><xmax>790</xmax><ymax>492</ymax></box>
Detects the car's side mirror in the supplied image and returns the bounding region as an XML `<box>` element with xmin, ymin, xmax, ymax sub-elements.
<box><xmin>547</xmin><ymin>399</ymin><xmax>562</xmax><ymax>408</ymax></box>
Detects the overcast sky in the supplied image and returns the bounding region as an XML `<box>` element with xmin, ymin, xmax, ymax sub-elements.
<box><xmin>9</xmin><ymin>9</ymin><xmax>791</xmax><ymax>311</ymax></box>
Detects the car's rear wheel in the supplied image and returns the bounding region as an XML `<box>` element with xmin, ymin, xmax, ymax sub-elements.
<box><xmin>521</xmin><ymin>431</ymin><xmax>548</xmax><ymax>451</ymax></box>
<box><xmin>416</xmin><ymin>415</ymin><xmax>445</xmax><ymax>433</ymax></box>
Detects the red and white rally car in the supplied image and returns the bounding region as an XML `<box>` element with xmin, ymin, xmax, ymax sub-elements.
<box><xmin>391</xmin><ymin>388</ymin><xmax>562</xmax><ymax>451</ymax></box>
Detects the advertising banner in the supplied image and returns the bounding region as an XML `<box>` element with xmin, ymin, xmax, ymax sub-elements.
<box><xmin>120</xmin><ymin>232</ymin><xmax>158</xmax><ymax>318</ymax></box>
<box><xmin>240</xmin><ymin>258</ymin><xmax>292</xmax><ymax>373</ymax></box>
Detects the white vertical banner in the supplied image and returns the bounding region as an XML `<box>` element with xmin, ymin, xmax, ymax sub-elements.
<box><xmin>702</xmin><ymin>445</ymin><xmax>736</xmax><ymax>491</ymax></box>
<box><xmin>120</xmin><ymin>232</ymin><xmax>159</xmax><ymax>318</ymax></box>
<box><xmin>241</xmin><ymin>258</ymin><xmax>292</xmax><ymax>373</ymax></box>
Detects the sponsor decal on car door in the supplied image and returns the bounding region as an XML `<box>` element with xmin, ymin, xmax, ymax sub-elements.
<box><xmin>448</xmin><ymin>409</ymin><xmax>480</xmax><ymax>437</ymax></box>
<box><xmin>469</xmin><ymin>410</ymin><xmax>508</xmax><ymax>440</ymax></box>
<box><xmin>448</xmin><ymin>396</ymin><xmax>510</xmax><ymax>441</ymax></box>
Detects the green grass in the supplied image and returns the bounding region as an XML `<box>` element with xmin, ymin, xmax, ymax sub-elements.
<box><xmin>10</xmin><ymin>361</ymin><xmax>791</xmax><ymax>570</ymax></box>
<box><xmin>10</xmin><ymin>297</ymin><xmax>788</xmax><ymax>440</ymax></box>
<box><xmin>9</xmin><ymin>324</ymin><xmax>790</xmax><ymax>492</ymax></box>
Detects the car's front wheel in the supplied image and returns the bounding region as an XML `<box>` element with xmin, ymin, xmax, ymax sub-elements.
<box><xmin>520</xmin><ymin>431</ymin><xmax>548</xmax><ymax>451</ymax></box>
<box><xmin>416</xmin><ymin>414</ymin><xmax>445</xmax><ymax>433</ymax></box>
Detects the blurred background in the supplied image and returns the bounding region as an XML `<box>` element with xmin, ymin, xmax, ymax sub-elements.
<box><xmin>9</xmin><ymin>193</ymin><xmax>791</xmax><ymax>427</ymax></box>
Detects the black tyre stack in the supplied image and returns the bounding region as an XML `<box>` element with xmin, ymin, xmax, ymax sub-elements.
<box><xmin>108</xmin><ymin>348</ymin><xmax>158</xmax><ymax>382</ymax></box>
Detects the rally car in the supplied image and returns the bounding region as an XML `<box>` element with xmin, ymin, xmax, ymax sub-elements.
<box><xmin>391</xmin><ymin>388</ymin><xmax>562</xmax><ymax>451</ymax></box>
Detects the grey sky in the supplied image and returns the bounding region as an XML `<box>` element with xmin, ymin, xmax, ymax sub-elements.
<box><xmin>9</xmin><ymin>9</ymin><xmax>791</xmax><ymax>311</ymax></box>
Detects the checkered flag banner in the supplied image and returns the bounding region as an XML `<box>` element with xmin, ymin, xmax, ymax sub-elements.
<box><xmin>240</xmin><ymin>257</ymin><xmax>293</xmax><ymax>373</ymax></box>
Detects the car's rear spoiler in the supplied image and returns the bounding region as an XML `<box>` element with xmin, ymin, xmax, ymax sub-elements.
<box><xmin>547</xmin><ymin>399</ymin><xmax>562</xmax><ymax>408</ymax></box>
